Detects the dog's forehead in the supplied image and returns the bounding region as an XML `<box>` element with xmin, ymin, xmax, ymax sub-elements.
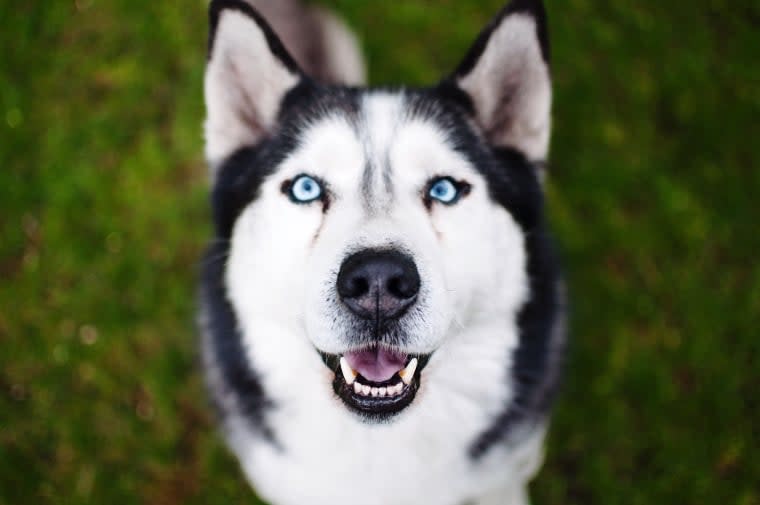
<box><xmin>287</xmin><ymin>90</ymin><xmax>471</xmax><ymax>194</ymax></box>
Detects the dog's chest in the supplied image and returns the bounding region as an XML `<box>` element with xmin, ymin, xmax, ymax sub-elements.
<box><xmin>230</xmin><ymin>405</ymin><xmax>544</xmax><ymax>505</ymax></box>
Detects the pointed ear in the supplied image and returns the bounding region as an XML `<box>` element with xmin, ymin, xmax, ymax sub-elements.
<box><xmin>452</xmin><ymin>0</ymin><xmax>551</xmax><ymax>163</ymax></box>
<box><xmin>204</xmin><ymin>0</ymin><xmax>302</xmax><ymax>170</ymax></box>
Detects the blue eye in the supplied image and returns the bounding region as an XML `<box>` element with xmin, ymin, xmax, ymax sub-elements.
<box><xmin>288</xmin><ymin>174</ymin><xmax>323</xmax><ymax>203</ymax></box>
<box><xmin>427</xmin><ymin>177</ymin><xmax>461</xmax><ymax>204</ymax></box>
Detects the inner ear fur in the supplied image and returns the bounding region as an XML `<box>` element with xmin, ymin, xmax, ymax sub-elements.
<box><xmin>451</xmin><ymin>0</ymin><xmax>552</xmax><ymax>163</ymax></box>
<box><xmin>204</xmin><ymin>0</ymin><xmax>303</xmax><ymax>172</ymax></box>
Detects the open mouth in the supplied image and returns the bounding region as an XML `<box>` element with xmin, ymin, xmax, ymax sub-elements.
<box><xmin>320</xmin><ymin>346</ymin><xmax>431</xmax><ymax>419</ymax></box>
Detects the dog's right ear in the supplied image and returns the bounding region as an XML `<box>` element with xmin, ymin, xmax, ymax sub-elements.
<box><xmin>204</xmin><ymin>0</ymin><xmax>303</xmax><ymax>172</ymax></box>
<box><xmin>447</xmin><ymin>0</ymin><xmax>551</xmax><ymax>165</ymax></box>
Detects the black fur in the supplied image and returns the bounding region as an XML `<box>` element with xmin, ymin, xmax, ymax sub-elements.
<box><xmin>470</xmin><ymin>228</ymin><xmax>564</xmax><ymax>458</ymax></box>
<box><xmin>200</xmin><ymin>241</ymin><xmax>276</xmax><ymax>442</ymax></box>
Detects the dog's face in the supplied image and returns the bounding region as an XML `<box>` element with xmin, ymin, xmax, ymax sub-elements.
<box><xmin>203</xmin><ymin>1</ymin><xmax>553</xmax><ymax>423</ymax></box>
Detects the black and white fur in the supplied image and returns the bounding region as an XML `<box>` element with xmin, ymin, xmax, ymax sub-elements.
<box><xmin>199</xmin><ymin>1</ymin><xmax>565</xmax><ymax>504</ymax></box>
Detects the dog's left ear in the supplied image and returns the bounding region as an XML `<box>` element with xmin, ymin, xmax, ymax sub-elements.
<box><xmin>449</xmin><ymin>0</ymin><xmax>551</xmax><ymax>163</ymax></box>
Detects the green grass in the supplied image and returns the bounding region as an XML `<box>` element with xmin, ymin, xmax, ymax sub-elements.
<box><xmin>1</xmin><ymin>1</ymin><xmax>758</xmax><ymax>503</ymax></box>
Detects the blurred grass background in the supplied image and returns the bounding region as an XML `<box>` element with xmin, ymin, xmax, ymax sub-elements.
<box><xmin>1</xmin><ymin>0</ymin><xmax>758</xmax><ymax>503</ymax></box>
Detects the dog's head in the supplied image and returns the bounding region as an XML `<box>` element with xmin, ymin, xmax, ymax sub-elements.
<box><xmin>203</xmin><ymin>0</ymin><xmax>553</xmax><ymax>422</ymax></box>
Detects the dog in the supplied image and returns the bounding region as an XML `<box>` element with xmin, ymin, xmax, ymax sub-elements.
<box><xmin>199</xmin><ymin>0</ymin><xmax>566</xmax><ymax>503</ymax></box>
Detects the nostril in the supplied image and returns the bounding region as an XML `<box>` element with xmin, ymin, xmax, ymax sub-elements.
<box><xmin>387</xmin><ymin>277</ymin><xmax>403</xmax><ymax>299</ymax></box>
<box><xmin>387</xmin><ymin>275</ymin><xmax>417</xmax><ymax>300</ymax></box>
<box><xmin>347</xmin><ymin>277</ymin><xmax>369</xmax><ymax>298</ymax></box>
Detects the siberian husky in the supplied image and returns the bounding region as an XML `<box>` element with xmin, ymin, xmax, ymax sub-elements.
<box><xmin>199</xmin><ymin>0</ymin><xmax>566</xmax><ymax>504</ymax></box>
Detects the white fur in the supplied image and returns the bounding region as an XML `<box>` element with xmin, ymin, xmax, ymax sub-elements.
<box><xmin>204</xmin><ymin>10</ymin><xmax>300</xmax><ymax>170</ymax></box>
<box><xmin>457</xmin><ymin>15</ymin><xmax>552</xmax><ymax>162</ymax></box>
<box><xmin>221</xmin><ymin>92</ymin><xmax>542</xmax><ymax>505</ymax></box>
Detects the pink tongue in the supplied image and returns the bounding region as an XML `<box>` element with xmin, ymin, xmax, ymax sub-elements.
<box><xmin>344</xmin><ymin>348</ymin><xmax>408</xmax><ymax>383</ymax></box>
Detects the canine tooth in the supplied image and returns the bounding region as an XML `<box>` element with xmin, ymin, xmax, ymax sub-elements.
<box><xmin>371</xmin><ymin>387</ymin><xmax>379</xmax><ymax>397</ymax></box>
<box><xmin>339</xmin><ymin>356</ymin><xmax>357</xmax><ymax>385</ymax></box>
<box><xmin>361</xmin><ymin>385</ymin><xmax>371</xmax><ymax>396</ymax></box>
<box><xmin>354</xmin><ymin>381</ymin><xmax>362</xmax><ymax>394</ymax></box>
<box><xmin>378</xmin><ymin>387</ymin><xmax>387</xmax><ymax>397</ymax></box>
<box><xmin>399</xmin><ymin>358</ymin><xmax>418</xmax><ymax>385</ymax></box>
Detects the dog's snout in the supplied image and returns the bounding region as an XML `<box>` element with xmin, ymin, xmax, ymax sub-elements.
<box><xmin>337</xmin><ymin>250</ymin><xmax>420</xmax><ymax>321</ymax></box>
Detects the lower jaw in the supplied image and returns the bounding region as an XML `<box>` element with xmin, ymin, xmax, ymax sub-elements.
<box><xmin>333</xmin><ymin>375</ymin><xmax>419</xmax><ymax>420</ymax></box>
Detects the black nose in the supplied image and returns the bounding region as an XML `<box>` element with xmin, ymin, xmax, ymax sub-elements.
<box><xmin>337</xmin><ymin>249</ymin><xmax>420</xmax><ymax>321</ymax></box>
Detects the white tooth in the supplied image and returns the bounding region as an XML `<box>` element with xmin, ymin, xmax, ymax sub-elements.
<box><xmin>371</xmin><ymin>387</ymin><xmax>379</xmax><ymax>397</ymax></box>
<box><xmin>339</xmin><ymin>356</ymin><xmax>357</xmax><ymax>385</ymax></box>
<box><xmin>354</xmin><ymin>381</ymin><xmax>362</xmax><ymax>394</ymax></box>
<box><xmin>361</xmin><ymin>385</ymin><xmax>371</xmax><ymax>396</ymax></box>
<box><xmin>378</xmin><ymin>387</ymin><xmax>387</xmax><ymax>397</ymax></box>
<box><xmin>394</xmin><ymin>382</ymin><xmax>404</xmax><ymax>394</ymax></box>
<box><xmin>399</xmin><ymin>358</ymin><xmax>418</xmax><ymax>385</ymax></box>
